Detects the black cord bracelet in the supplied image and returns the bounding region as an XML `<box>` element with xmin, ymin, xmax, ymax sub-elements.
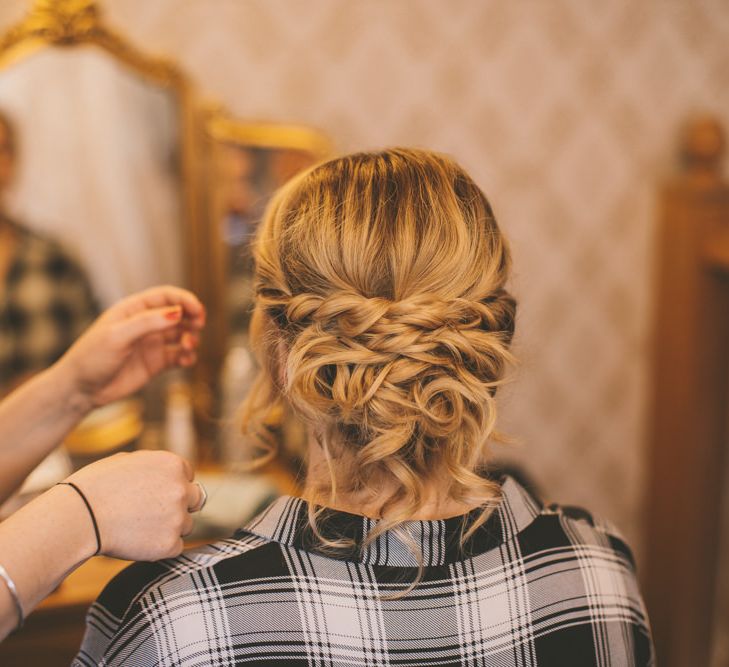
<box><xmin>56</xmin><ymin>482</ymin><xmax>102</xmax><ymax>556</ymax></box>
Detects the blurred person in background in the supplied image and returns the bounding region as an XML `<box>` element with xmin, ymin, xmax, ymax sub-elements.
<box><xmin>0</xmin><ymin>286</ymin><xmax>206</xmax><ymax>640</ymax></box>
<box><xmin>76</xmin><ymin>150</ymin><xmax>654</xmax><ymax>666</ymax></box>
<box><xmin>0</xmin><ymin>110</ymin><xmax>98</xmax><ymax>394</ymax></box>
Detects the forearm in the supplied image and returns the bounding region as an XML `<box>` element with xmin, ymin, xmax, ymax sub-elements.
<box><xmin>0</xmin><ymin>485</ymin><xmax>95</xmax><ymax>640</ymax></box>
<box><xmin>0</xmin><ymin>364</ymin><xmax>90</xmax><ymax>503</ymax></box>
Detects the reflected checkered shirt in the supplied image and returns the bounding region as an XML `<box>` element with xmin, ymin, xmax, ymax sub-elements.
<box><xmin>74</xmin><ymin>477</ymin><xmax>654</xmax><ymax>666</ymax></box>
<box><xmin>0</xmin><ymin>223</ymin><xmax>98</xmax><ymax>388</ymax></box>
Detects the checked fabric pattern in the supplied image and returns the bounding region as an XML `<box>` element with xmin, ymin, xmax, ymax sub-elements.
<box><xmin>74</xmin><ymin>477</ymin><xmax>653</xmax><ymax>666</ymax></box>
<box><xmin>0</xmin><ymin>221</ymin><xmax>98</xmax><ymax>390</ymax></box>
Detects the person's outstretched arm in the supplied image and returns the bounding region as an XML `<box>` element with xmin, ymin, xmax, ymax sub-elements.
<box><xmin>0</xmin><ymin>285</ymin><xmax>206</xmax><ymax>639</ymax></box>
<box><xmin>0</xmin><ymin>285</ymin><xmax>205</xmax><ymax>503</ymax></box>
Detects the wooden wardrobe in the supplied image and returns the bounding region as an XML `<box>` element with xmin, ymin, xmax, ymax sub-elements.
<box><xmin>645</xmin><ymin>116</ymin><xmax>729</xmax><ymax>666</ymax></box>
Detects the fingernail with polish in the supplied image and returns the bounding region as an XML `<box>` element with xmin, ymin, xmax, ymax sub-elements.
<box><xmin>165</xmin><ymin>306</ymin><xmax>182</xmax><ymax>321</ymax></box>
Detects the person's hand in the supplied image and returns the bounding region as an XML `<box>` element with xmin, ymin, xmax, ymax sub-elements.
<box><xmin>62</xmin><ymin>450</ymin><xmax>205</xmax><ymax>561</ymax></box>
<box><xmin>54</xmin><ymin>286</ymin><xmax>205</xmax><ymax>411</ymax></box>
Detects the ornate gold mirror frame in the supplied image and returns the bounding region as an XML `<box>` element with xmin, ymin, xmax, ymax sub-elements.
<box><xmin>0</xmin><ymin>0</ymin><xmax>334</xmax><ymax>464</ymax></box>
<box><xmin>0</xmin><ymin>0</ymin><xmax>199</xmax><ymax>249</ymax></box>
<box><xmin>195</xmin><ymin>107</ymin><xmax>332</xmax><ymax>465</ymax></box>
<box><xmin>197</xmin><ymin>106</ymin><xmax>332</xmax><ymax>396</ymax></box>
<box><xmin>0</xmin><ymin>0</ymin><xmax>212</xmax><ymax>449</ymax></box>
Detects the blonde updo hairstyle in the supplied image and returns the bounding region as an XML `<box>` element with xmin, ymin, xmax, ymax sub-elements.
<box><xmin>242</xmin><ymin>148</ymin><xmax>516</xmax><ymax>554</ymax></box>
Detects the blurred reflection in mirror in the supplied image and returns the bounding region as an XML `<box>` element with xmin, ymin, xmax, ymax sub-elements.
<box><xmin>0</xmin><ymin>109</ymin><xmax>98</xmax><ymax>395</ymax></box>
<box><xmin>219</xmin><ymin>145</ymin><xmax>260</xmax><ymax>338</ymax></box>
<box><xmin>218</xmin><ymin>145</ymin><xmax>318</xmax><ymax>337</ymax></box>
<box><xmin>213</xmin><ymin>142</ymin><xmax>321</xmax><ymax>471</ymax></box>
<box><xmin>0</xmin><ymin>44</ymin><xmax>186</xmax><ymax>490</ymax></box>
<box><xmin>0</xmin><ymin>47</ymin><xmax>183</xmax><ymax>310</ymax></box>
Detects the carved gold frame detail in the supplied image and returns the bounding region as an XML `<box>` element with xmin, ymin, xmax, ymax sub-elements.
<box><xmin>0</xmin><ymin>0</ymin><xmax>183</xmax><ymax>84</ymax></box>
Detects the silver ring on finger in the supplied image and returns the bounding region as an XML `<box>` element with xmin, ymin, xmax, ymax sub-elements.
<box><xmin>190</xmin><ymin>481</ymin><xmax>208</xmax><ymax>513</ymax></box>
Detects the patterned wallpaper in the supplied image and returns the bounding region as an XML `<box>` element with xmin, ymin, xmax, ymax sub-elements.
<box><xmin>2</xmin><ymin>0</ymin><xmax>729</xmax><ymax>560</ymax></box>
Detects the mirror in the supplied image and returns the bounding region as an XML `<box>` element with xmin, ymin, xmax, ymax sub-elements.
<box><xmin>0</xmin><ymin>46</ymin><xmax>183</xmax><ymax>308</ymax></box>
<box><xmin>198</xmin><ymin>111</ymin><xmax>332</xmax><ymax>468</ymax></box>
<box><xmin>0</xmin><ymin>49</ymin><xmax>185</xmax><ymax>457</ymax></box>
<box><xmin>0</xmin><ymin>0</ymin><xmax>191</xmax><ymax>406</ymax></box>
<box><xmin>0</xmin><ymin>1</ymin><xmax>198</xmax><ymax>490</ymax></box>
<box><xmin>220</xmin><ymin>144</ymin><xmax>316</xmax><ymax>337</ymax></box>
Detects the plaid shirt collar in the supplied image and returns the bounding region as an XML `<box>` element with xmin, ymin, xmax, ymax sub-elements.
<box><xmin>241</xmin><ymin>476</ymin><xmax>542</xmax><ymax>567</ymax></box>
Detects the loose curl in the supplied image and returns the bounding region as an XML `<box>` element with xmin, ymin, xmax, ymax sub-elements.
<box><xmin>241</xmin><ymin>148</ymin><xmax>516</xmax><ymax>578</ymax></box>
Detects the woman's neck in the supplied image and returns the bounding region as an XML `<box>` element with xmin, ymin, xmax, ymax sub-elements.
<box><xmin>304</xmin><ymin>438</ymin><xmax>489</xmax><ymax>521</ymax></box>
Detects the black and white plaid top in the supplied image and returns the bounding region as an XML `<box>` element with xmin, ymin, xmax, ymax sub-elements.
<box><xmin>0</xmin><ymin>222</ymin><xmax>98</xmax><ymax>389</ymax></box>
<box><xmin>75</xmin><ymin>477</ymin><xmax>654</xmax><ymax>666</ymax></box>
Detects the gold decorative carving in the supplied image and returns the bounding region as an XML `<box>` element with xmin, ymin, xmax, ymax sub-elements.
<box><xmin>204</xmin><ymin>105</ymin><xmax>333</xmax><ymax>157</ymax></box>
<box><xmin>0</xmin><ymin>0</ymin><xmax>182</xmax><ymax>86</ymax></box>
<box><xmin>15</xmin><ymin>0</ymin><xmax>100</xmax><ymax>44</ymax></box>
